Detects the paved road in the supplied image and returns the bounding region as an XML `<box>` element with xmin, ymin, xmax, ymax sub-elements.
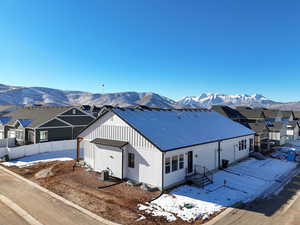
<box><xmin>213</xmin><ymin>173</ymin><xmax>300</xmax><ymax>225</ymax></box>
<box><xmin>0</xmin><ymin>201</ymin><xmax>29</xmax><ymax>225</ymax></box>
<box><xmin>0</xmin><ymin>168</ymin><xmax>105</xmax><ymax>225</ymax></box>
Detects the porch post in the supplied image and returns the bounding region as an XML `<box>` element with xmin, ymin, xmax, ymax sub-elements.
<box><xmin>76</xmin><ymin>137</ymin><xmax>83</xmax><ymax>162</ymax></box>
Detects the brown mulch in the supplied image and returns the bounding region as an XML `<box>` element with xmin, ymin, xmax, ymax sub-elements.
<box><xmin>4</xmin><ymin>160</ymin><xmax>224</xmax><ymax>225</ymax></box>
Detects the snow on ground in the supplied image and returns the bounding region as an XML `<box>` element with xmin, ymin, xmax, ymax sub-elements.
<box><xmin>139</xmin><ymin>158</ymin><xmax>298</xmax><ymax>222</ymax></box>
<box><xmin>0</xmin><ymin>149</ymin><xmax>81</xmax><ymax>168</ymax></box>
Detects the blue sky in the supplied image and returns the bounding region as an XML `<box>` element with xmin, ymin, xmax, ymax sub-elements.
<box><xmin>0</xmin><ymin>0</ymin><xmax>299</xmax><ymax>102</ymax></box>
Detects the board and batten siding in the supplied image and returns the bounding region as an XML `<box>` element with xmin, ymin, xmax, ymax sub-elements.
<box><xmin>163</xmin><ymin>135</ymin><xmax>253</xmax><ymax>188</ymax></box>
<box><xmin>80</xmin><ymin>111</ymin><xmax>163</xmax><ymax>188</ymax></box>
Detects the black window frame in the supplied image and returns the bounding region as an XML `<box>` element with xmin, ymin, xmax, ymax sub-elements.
<box><xmin>165</xmin><ymin>157</ymin><xmax>170</xmax><ymax>174</ymax></box>
<box><xmin>172</xmin><ymin>155</ymin><xmax>178</xmax><ymax>172</ymax></box>
<box><xmin>128</xmin><ymin>152</ymin><xmax>135</xmax><ymax>168</ymax></box>
<box><xmin>179</xmin><ymin>154</ymin><xmax>184</xmax><ymax>169</ymax></box>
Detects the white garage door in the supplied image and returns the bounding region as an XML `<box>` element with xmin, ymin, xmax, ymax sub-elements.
<box><xmin>94</xmin><ymin>144</ymin><xmax>123</xmax><ymax>179</ymax></box>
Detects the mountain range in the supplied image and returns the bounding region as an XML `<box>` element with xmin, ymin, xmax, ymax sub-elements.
<box><xmin>1</xmin><ymin>83</ymin><xmax>300</xmax><ymax>110</ymax></box>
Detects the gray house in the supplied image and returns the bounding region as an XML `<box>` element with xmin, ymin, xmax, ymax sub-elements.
<box><xmin>0</xmin><ymin>106</ymin><xmax>95</xmax><ymax>145</ymax></box>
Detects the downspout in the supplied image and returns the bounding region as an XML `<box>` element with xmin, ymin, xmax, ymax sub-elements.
<box><xmin>218</xmin><ymin>141</ymin><xmax>221</xmax><ymax>169</ymax></box>
<box><xmin>162</xmin><ymin>152</ymin><xmax>165</xmax><ymax>190</ymax></box>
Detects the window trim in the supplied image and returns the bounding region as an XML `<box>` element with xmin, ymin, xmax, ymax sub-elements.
<box><xmin>40</xmin><ymin>130</ymin><xmax>48</xmax><ymax>142</ymax></box>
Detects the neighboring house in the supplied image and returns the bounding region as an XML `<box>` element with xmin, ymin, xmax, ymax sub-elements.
<box><xmin>286</xmin><ymin>121</ymin><xmax>299</xmax><ymax>142</ymax></box>
<box><xmin>212</xmin><ymin>105</ymin><xmax>269</xmax><ymax>152</ymax></box>
<box><xmin>0</xmin><ymin>105</ymin><xmax>19</xmax><ymax>116</ymax></box>
<box><xmin>211</xmin><ymin>105</ymin><xmax>247</xmax><ymax>122</ymax></box>
<box><xmin>235</xmin><ymin>107</ymin><xmax>266</xmax><ymax>123</ymax></box>
<box><xmin>293</xmin><ymin>111</ymin><xmax>300</xmax><ymax>120</ymax></box>
<box><xmin>78</xmin><ymin>108</ymin><xmax>255</xmax><ymax>190</ymax></box>
<box><xmin>281</xmin><ymin>111</ymin><xmax>296</xmax><ymax>123</ymax></box>
<box><xmin>0</xmin><ymin>106</ymin><xmax>95</xmax><ymax>145</ymax></box>
<box><xmin>259</xmin><ymin>109</ymin><xmax>282</xmax><ymax>123</ymax></box>
<box><xmin>268</xmin><ymin>122</ymin><xmax>288</xmax><ymax>145</ymax></box>
<box><xmin>246</xmin><ymin>121</ymin><xmax>270</xmax><ymax>152</ymax></box>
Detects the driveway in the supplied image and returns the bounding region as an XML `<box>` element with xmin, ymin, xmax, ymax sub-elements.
<box><xmin>0</xmin><ymin>201</ymin><xmax>29</xmax><ymax>225</ymax></box>
<box><xmin>212</xmin><ymin>172</ymin><xmax>300</xmax><ymax>225</ymax></box>
<box><xmin>0</xmin><ymin>167</ymin><xmax>106</xmax><ymax>225</ymax></box>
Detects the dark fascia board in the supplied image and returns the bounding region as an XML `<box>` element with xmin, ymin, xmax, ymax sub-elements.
<box><xmin>78</xmin><ymin>108</ymin><xmax>255</xmax><ymax>153</ymax></box>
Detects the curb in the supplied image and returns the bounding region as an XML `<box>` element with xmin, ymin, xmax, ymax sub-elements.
<box><xmin>0</xmin><ymin>166</ymin><xmax>121</xmax><ymax>225</ymax></box>
<box><xmin>0</xmin><ymin>194</ymin><xmax>43</xmax><ymax>225</ymax></box>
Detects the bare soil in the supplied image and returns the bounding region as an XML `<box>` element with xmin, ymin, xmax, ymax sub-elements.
<box><xmin>5</xmin><ymin>160</ymin><xmax>208</xmax><ymax>225</ymax></box>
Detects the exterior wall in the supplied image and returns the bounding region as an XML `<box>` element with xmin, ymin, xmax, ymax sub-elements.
<box><xmin>163</xmin><ymin>135</ymin><xmax>253</xmax><ymax>189</ymax></box>
<box><xmin>36</xmin><ymin>127</ymin><xmax>73</xmax><ymax>143</ymax></box>
<box><xmin>81</xmin><ymin>112</ymin><xmax>163</xmax><ymax>188</ymax></box>
<box><xmin>164</xmin><ymin>142</ymin><xmax>218</xmax><ymax>188</ymax></box>
<box><xmin>94</xmin><ymin>144</ymin><xmax>123</xmax><ymax>178</ymax></box>
<box><xmin>220</xmin><ymin>135</ymin><xmax>252</xmax><ymax>164</ymax></box>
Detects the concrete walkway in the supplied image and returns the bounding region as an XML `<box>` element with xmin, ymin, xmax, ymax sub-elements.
<box><xmin>0</xmin><ymin>168</ymin><xmax>106</xmax><ymax>225</ymax></box>
<box><xmin>211</xmin><ymin>172</ymin><xmax>300</xmax><ymax>225</ymax></box>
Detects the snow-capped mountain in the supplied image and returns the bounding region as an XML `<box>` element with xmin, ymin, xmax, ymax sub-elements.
<box><xmin>0</xmin><ymin>83</ymin><xmax>295</xmax><ymax>109</ymax></box>
<box><xmin>0</xmin><ymin>83</ymin><xmax>179</xmax><ymax>108</ymax></box>
<box><xmin>178</xmin><ymin>93</ymin><xmax>280</xmax><ymax>108</ymax></box>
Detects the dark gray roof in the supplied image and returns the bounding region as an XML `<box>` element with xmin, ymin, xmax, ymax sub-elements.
<box><xmin>235</xmin><ymin>108</ymin><xmax>265</xmax><ymax>119</ymax></box>
<box><xmin>261</xmin><ymin>109</ymin><xmax>280</xmax><ymax>119</ymax></box>
<box><xmin>268</xmin><ymin>122</ymin><xmax>285</xmax><ymax>131</ymax></box>
<box><xmin>3</xmin><ymin>106</ymin><xmax>73</xmax><ymax>128</ymax></box>
<box><xmin>91</xmin><ymin>138</ymin><xmax>128</xmax><ymax>148</ymax></box>
<box><xmin>247</xmin><ymin>121</ymin><xmax>269</xmax><ymax>133</ymax></box>
<box><xmin>211</xmin><ymin>105</ymin><xmax>246</xmax><ymax>120</ymax></box>
<box><xmin>281</xmin><ymin>111</ymin><xmax>294</xmax><ymax>119</ymax></box>
<box><xmin>293</xmin><ymin>111</ymin><xmax>300</xmax><ymax>119</ymax></box>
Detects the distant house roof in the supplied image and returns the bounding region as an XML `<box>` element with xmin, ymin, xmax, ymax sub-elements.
<box><xmin>246</xmin><ymin>121</ymin><xmax>269</xmax><ymax>133</ymax></box>
<box><xmin>0</xmin><ymin>117</ymin><xmax>12</xmax><ymax>125</ymax></box>
<box><xmin>293</xmin><ymin>111</ymin><xmax>300</xmax><ymax>120</ymax></box>
<box><xmin>268</xmin><ymin>122</ymin><xmax>285</xmax><ymax>132</ymax></box>
<box><xmin>260</xmin><ymin>109</ymin><xmax>281</xmax><ymax>119</ymax></box>
<box><xmin>287</xmin><ymin>121</ymin><xmax>299</xmax><ymax>128</ymax></box>
<box><xmin>281</xmin><ymin>111</ymin><xmax>294</xmax><ymax>120</ymax></box>
<box><xmin>235</xmin><ymin>108</ymin><xmax>265</xmax><ymax>120</ymax></box>
<box><xmin>107</xmin><ymin>108</ymin><xmax>255</xmax><ymax>151</ymax></box>
<box><xmin>3</xmin><ymin>106</ymin><xmax>73</xmax><ymax>128</ymax></box>
<box><xmin>211</xmin><ymin>105</ymin><xmax>246</xmax><ymax>120</ymax></box>
<box><xmin>91</xmin><ymin>138</ymin><xmax>128</xmax><ymax>148</ymax></box>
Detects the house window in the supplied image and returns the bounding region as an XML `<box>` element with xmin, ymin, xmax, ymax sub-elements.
<box><xmin>8</xmin><ymin>131</ymin><xmax>15</xmax><ymax>138</ymax></box>
<box><xmin>40</xmin><ymin>131</ymin><xmax>48</xmax><ymax>141</ymax></box>
<box><xmin>15</xmin><ymin>131</ymin><xmax>24</xmax><ymax>140</ymax></box>
<box><xmin>179</xmin><ymin>154</ymin><xmax>184</xmax><ymax>169</ymax></box>
<box><xmin>72</xmin><ymin>109</ymin><xmax>76</xmax><ymax>115</ymax></box>
<box><xmin>239</xmin><ymin>139</ymin><xmax>247</xmax><ymax>151</ymax></box>
<box><xmin>165</xmin><ymin>157</ymin><xmax>170</xmax><ymax>174</ymax></box>
<box><xmin>249</xmin><ymin>138</ymin><xmax>254</xmax><ymax>151</ymax></box>
<box><xmin>128</xmin><ymin>153</ymin><xmax>135</xmax><ymax>168</ymax></box>
<box><xmin>0</xmin><ymin>131</ymin><xmax>4</xmax><ymax>139</ymax></box>
<box><xmin>172</xmin><ymin>156</ymin><xmax>178</xmax><ymax>172</ymax></box>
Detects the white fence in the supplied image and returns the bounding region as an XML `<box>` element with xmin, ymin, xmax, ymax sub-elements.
<box><xmin>0</xmin><ymin>140</ymin><xmax>82</xmax><ymax>160</ymax></box>
<box><xmin>0</xmin><ymin>138</ymin><xmax>15</xmax><ymax>148</ymax></box>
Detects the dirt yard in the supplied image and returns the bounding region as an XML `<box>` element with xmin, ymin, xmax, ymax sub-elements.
<box><xmin>3</xmin><ymin>160</ymin><xmax>202</xmax><ymax>225</ymax></box>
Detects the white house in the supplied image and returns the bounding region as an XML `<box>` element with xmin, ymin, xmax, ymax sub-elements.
<box><xmin>78</xmin><ymin>108</ymin><xmax>255</xmax><ymax>190</ymax></box>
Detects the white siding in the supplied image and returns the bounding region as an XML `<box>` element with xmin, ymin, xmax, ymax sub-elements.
<box><xmin>220</xmin><ymin>135</ymin><xmax>252</xmax><ymax>164</ymax></box>
<box><xmin>94</xmin><ymin>144</ymin><xmax>123</xmax><ymax>178</ymax></box>
<box><xmin>164</xmin><ymin>142</ymin><xmax>218</xmax><ymax>188</ymax></box>
<box><xmin>81</xmin><ymin>112</ymin><xmax>163</xmax><ymax>188</ymax></box>
<box><xmin>80</xmin><ymin>112</ymin><xmax>156</xmax><ymax>149</ymax></box>
<box><xmin>163</xmin><ymin>135</ymin><xmax>253</xmax><ymax>188</ymax></box>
